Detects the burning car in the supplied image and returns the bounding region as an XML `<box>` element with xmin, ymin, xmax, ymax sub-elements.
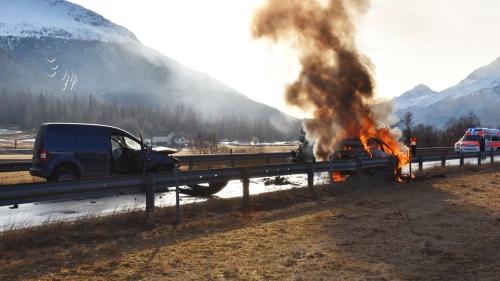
<box><xmin>332</xmin><ymin>137</ymin><xmax>392</xmax><ymax>160</ymax></box>
<box><xmin>292</xmin><ymin>135</ymin><xmax>403</xmax><ymax>181</ymax></box>
<box><xmin>293</xmin><ymin>136</ymin><xmax>394</xmax><ymax>162</ymax></box>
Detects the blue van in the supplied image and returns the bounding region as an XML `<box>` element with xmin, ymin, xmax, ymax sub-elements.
<box><xmin>30</xmin><ymin>123</ymin><xmax>178</xmax><ymax>180</ymax></box>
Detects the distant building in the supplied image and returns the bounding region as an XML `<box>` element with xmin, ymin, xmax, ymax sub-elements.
<box><xmin>174</xmin><ymin>136</ymin><xmax>188</xmax><ymax>146</ymax></box>
<box><xmin>151</xmin><ymin>132</ymin><xmax>175</xmax><ymax>146</ymax></box>
<box><xmin>152</xmin><ymin>132</ymin><xmax>188</xmax><ymax>147</ymax></box>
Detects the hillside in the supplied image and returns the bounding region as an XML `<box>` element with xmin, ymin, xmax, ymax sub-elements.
<box><xmin>0</xmin><ymin>0</ymin><xmax>298</xmax><ymax>135</ymax></box>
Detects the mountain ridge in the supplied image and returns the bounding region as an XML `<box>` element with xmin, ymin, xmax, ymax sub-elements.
<box><xmin>393</xmin><ymin>57</ymin><xmax>500</xmax><ymax>127</ymax></box>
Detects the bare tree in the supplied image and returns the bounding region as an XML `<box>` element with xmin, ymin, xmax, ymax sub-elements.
<box><xmin>400</xmin><ymin>111</ymin><xmax>414</xmax><ymax>145</ymax></box>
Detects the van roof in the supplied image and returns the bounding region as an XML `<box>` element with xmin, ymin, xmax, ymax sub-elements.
<box><xmin>41</xmin><ymin>123</ymin><xmax>136</xmax><ymax>138</ymax></box>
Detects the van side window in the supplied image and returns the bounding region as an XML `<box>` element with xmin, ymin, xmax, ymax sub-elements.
<box><xmin>485</xmin><ymin>135</ymin><xmax>492</xmax><ymax>141</ymax></box>
<box><xmin>493</xmin><ymin>136</ymin><xmax>500</xmax><ymax>142</ymax></box>
<box><xmin>111</xmin><ymin>135</ymin><xmax>124</xmax><ymax>159</ymax></box>
<box><xmin>110</xmin><ymin>134</ymin><xmax>141</xmax><ymax>157</ymax></box>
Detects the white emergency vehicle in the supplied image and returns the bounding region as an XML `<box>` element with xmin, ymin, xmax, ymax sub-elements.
<box><xmin>454</xmin><ymin>128</ymin><xmax>500</xmax><ymax>153</ymax></box>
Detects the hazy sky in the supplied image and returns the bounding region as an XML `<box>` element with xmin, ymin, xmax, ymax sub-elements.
<box><xmin>70</xmin><ymin>0</ymin><xmax>500</xmax><ymax>116</ymax></box>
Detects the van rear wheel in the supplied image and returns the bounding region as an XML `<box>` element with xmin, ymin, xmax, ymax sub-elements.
<box><xmin>52</xmin><ymin>166</ymin><xmax>79</xmax><ymax>181</ymax></box>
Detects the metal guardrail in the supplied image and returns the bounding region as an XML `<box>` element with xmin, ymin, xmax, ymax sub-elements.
<box><xmin>0</xmin><ymin>161</ymin><xmax>32</xmax><ymax>172</ymax></box>
<box><xmin>0</xmin><ymin>158</ymin><xmax>383</xmax><ymax>208</ymax></box>
<box><xmin>0</xmin><ymin>148</ymin><xmax>33</xmax><ymax>155</ymax></box>
<box><xmin>0</xmin><ymin>150</ymin><xmax>499</xmax><ymax>223</ymax></box>
<box><xmin>178</xmin><ymin>152</ymin><xmax>292</xmax><ymax>170</ymax></box>
<box><xmin>411</xmin><ymin>150</ymin><xmax>500</xmax><ymax>172</ymax></box>
<box><xmin>0</xmin><ymin>152</ymin><xmax>293</xmax><ymax>173</ymax></box>
<box><xmin>0</xmin><ymin>148</ymin><xmax>453</xmax><ymax>173</ymax></box>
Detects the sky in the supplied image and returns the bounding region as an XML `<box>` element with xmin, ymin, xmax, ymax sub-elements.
<box><xmin>70</xmin><ymin>0</ymin><xmax>500</xmax><ymax>117</ymax></box>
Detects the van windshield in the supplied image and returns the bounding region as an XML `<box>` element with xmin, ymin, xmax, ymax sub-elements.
<box><xmin>463</xmin><ymin>135</ymin><xmax>480</xmax><ymax>141</ymax></box>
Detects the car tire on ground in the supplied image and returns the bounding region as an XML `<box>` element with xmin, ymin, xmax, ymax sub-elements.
<box><xmin>184</xmin><ymin>181</ymin><xmax>229</xmax><ymax>197</ymax></box>
<box><xmin>52</xmin><ymin>166</ymin><xmax>79</xmax><ymax>181</ymax></box>
<box><xmin>151</xmin><ymin>165</ymin><xmax>228</xmax><ymax>196</ymax></box>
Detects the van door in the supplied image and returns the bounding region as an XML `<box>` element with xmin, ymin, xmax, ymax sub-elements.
<box><xmin>110</xmin><ymin>133</ymin><xmax>142</xmax><ymax>174</ymax></box>
<box><xmin>76</xmin><ymin>126</ymin><xmax>112</xmax><ymax>177</ymax></box>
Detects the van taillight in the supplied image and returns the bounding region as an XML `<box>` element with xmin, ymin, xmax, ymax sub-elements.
<box><xmin>40</xmin><ymin>150</ymin><xmax>48</xmax><ymax>161</ymax></box>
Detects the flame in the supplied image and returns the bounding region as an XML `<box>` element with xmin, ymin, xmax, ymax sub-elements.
<box><xmin>332</xmin><ymin>171</ymin><xmax>346</xmax><ymax>182</ymax></box>
<box><xmin>340</xmin><ymin>116</ymin><xmax>410</xmax><ymax>179</ymax></box>
<box><xmin>359</xmin><ymin>131</ymin><xmax>372</xmax><ymax>158</ymax></box>
<box><xmin>359</xmin><ymin>117</ymin><xmax>408</xmax><ymax>168</ymax></box>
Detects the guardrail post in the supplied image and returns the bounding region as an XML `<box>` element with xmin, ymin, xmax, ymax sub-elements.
<box><xmin>328</xmin><ymin>156</ymin><xmax>334</xmax><ymax>186</ymax></box>
<box><xmin>441</xmin><ymin>152</ymin><xmax>446</xmax><ymax>168</ymax></box>
<box><xmin>491</xmin><ymin>149</ymin><xmax>494</xmax><ymax>166</ymax></box>
<box><xmin>174</xmin><ymin>167</ymin><xmax>181</xmax><ymax>224</ymax></box>
<box><xmin>14</xmin><ymin>139</ymin><xmax>17</xmax><ymax>149</ymax></box>
<box><xmin>418</xmin><ymin>156</ymin><xmax>423</xmax><ymax>173</ymax></box>
<box><xmin>307</xmin><ymin>163</ymin><xmax>314</xmax><ymax>192</ymax></box>
<box><xmin>477</xmin><ymin>152</ymin><xmax>482</xmax><ymax>166</ymax></box>
<box><xmin>188</xmin><ymin>162</ymin><xmax>193</xmax><ymax>171</ymax></box>
<box><xmin>459</xmin><ymin>154</ymin><xmax>464</xmax><ymax>170</ymax></box>
<box><xmin>242</xmin><ymin>169</ymin><xmax>250</xmax><ymax>204</ymax></box>
<box><xmin>355</xmin><ymin>158</ymin><xmax>362</xmax><ymax>177</ymax></box>
<box><xmin>145</xmin><ymin>174</ymin><xmax>155</xmax><ymax>216</ymax></box>
<box><xmin>387</xmin><ymin>157</ymin><xmax>397</xmax><ymax>181</ymax></box>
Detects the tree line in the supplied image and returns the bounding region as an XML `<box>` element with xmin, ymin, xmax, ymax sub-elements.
<box><xmin>398</xmin><ymin>111</ymin><xmax>491</xmax><ymax>147</ymax></box>
<box><xmin>0</xmin><ymin>89</ymin><xmax>299</xmax><ymax>141</ymax></box>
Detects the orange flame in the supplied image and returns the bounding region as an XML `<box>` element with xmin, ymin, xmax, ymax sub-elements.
<box><xmin>357</xmin><ymin>117</ymin><xmax>409</xmax><ymax>169</ymax></box>
<box><xmin>332</xmin><ymin>171</ymin><xmax>346</xmax><ymax>182</ymax></box>
<box><xmin>359</xmin><ymin>131</ymin><xmax>372</xmax><ymax>158</ymax></box>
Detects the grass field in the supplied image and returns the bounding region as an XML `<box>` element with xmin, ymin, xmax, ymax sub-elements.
<box><xmin>0</xmin><ymin>165</ymin><xmax>499</xmax><ymax>280</ymax></box>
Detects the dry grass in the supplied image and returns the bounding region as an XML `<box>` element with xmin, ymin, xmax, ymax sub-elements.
<box><xmin>0</xmin><ymin>154</ymin><xmax>32</xmax><ymax>160</ymax></box>
<box><xmin>1</xmin><ymin>165</ymin><xmax>500</xmax><ymax>280</ymax></box>
<box><xmin>0</xmin><ymin>171</ymin><xmax>44</xmax><ymax>185</ymax></box>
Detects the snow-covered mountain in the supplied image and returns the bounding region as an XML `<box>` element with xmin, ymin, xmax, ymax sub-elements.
<box><xmin>0</xmin><ymin>0</ymin><xmax>299</xmax><ymax>134</ymax></box>
<box><xmin>0</xmin><ymin>0</ymin><xmax>137</xmax><ymax>43</ymax></box>
<box><xmin>393</xmin><ymin>84</ymin><xmax>438</xmax><ymax>109</ymax></box>
<box><xmin>393</xmin><ymin>58</ymin><xmax>500</xmax><ymax>127</ymax></box>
